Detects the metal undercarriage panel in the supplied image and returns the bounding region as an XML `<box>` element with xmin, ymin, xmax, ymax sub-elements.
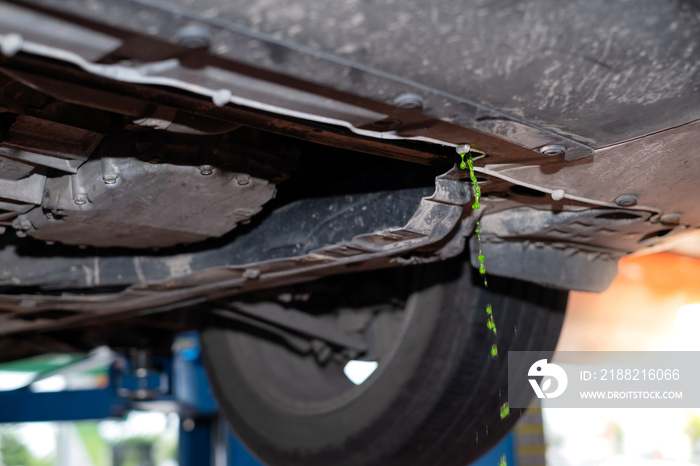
<box><xmin>0</xmin><ymin>0</ymin><xmax>697</xmax><ymax>339</ymax></box>
<box><xmin>18</xmin><ymin>156</ymin><xmax>276</xmax><ymax>248</ymax></box>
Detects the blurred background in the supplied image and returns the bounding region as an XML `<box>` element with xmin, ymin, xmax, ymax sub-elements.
<box><xmin>540</xmin><ymin>249</ymin><xmax>700</xmax><ymax>466</ymax></box>
<box><xmin>2</xmin><ymin>249</ymin><xmax>700</xmax><ymax>466</ymax></box>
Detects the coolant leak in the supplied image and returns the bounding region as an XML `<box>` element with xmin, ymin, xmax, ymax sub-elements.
<box><xmin>460</xmin><ymin>152</ymin><xmax>467</xmax><ymax>170</ymax></box>
<box><xmin>500</xmin><ymin>402</ymin><xmax>510</xmax><ymax>420</ymax></box>
<box><xmin>459</xmin><ymin>150</ymin><xmax>506</xmax><ymax>447</ymax></box>
<box><xmin>466</xmin><ymin>156</ymin><xmax>481</xmax><ymax>210</ymax></box>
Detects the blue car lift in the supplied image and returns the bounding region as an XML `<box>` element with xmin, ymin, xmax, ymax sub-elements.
<box><xmin>0</xmin><ymin>333</ymin><xmax>515</xmax><ymax>466</ymax></box>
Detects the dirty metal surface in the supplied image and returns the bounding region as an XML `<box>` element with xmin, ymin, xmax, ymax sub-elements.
<box><xmin>15</xmin><ymin>156</ymin><xmax>276</xmax><ymax>248</ymax></box>
<box><xmin>479</xmin><ymin>120</ymin><xmax>700</xmax><ymax>226</ymax></box>
<box><xmin>14</xmin><ymin>0</ymin><xmax>700</xmax><ymax>150</ymax></box>
<box><xmin>2</xmin><ymin>0</ymin><xmax>593</xmax><ymax>159</ymax></box>
<box><xmin>0</xmin><ymin>167</ymin><xmax>473</xmax><ymax>336</ymax></box>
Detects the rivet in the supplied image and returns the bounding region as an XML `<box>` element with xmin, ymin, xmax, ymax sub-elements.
<box><xmin>74</xmin><ymin>193</ymin><xmax>88</xmax><ymax>205</ymax></box>
<box><xmin>199</xmin><ymin>165</ymin><xmax>214</xmax><ymax>176</ymax></box>
<box><xmin>237</xmin><ymin>174</ymin><xmax>251</xmax><ymax>185</ymax></box>
<box><xmin>539</xmin><ymin>144</ymin><xmax>566</xmax><ymax>157</ymax></box>
<box><xmin>615</xmin><ymin>194</ymin><xmax>638</xmax><ymax>207</ymax></box>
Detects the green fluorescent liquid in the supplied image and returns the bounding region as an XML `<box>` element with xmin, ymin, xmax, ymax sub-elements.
<box><xmin>460</xmin><ymin>153</ymin><xmax>495</xmax><ymax>332</ymax></box>
<box><xmin>500</xmin><ymin>402</ymin><xmax>510</xmax><ymax>420</ymax></box>
<box><xmin>460</xmin><ymin>151</ymin><xmax>505</xmax><ymax>444</ymax></box>
<box><xmin>465</xmin><ymin>155</ymin><xmax>486</xmax><ymax>286</ymax></box>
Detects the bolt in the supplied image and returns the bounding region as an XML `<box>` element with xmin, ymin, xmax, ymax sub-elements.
<box><xmin>615</xmin><ymin>193</ymin><xmax>638</xmax><ymax>207</ymax></box>
<box><xmin>74</xmin><ymin>193</ymin><xmax>88</xmax><ymax>205</ymax></box>
<box><xmin>455</xmin><ymin>144</ymin><xmax>471</xmax><ymax>155</ymax></box>
<box><xmin>551</xmin><ymin>189</ymin><xmax>565</xmax><ymax>201</ymax></box>
<box><xmin>15</xmin><ymin>231</ymin><xmax>26</xmax><ymax>238</ymax></box>
<box><xmin>392</xmin><ymin>93</ymin><xmax>424</xmax><ymax>110</ymax></box>
<box><xmin>236</xmin><ymin>174</ymin><xmax>251</xmax><ymax>185</ymax></box>
<box><xmin>175</xmin><ymin>24</ymin><xmax>212</xmax><ymax>49</ymax></box>
<box><xmin>539</xmin><ymin>144</ymin><xmax>566</xmax><ymax>157</ymax></box>
<box><xmin>149</xmin><ymin>158</ymin><xmax>161</xmax><ymax>164</ymax></box>
<box><xmin>103</xmin><ymin>174</ymin><xmax>118</xmax><ymax>184</ymax></box>
<box><xmin>45</xmin><ymin>212</ymin><xmax>54</xmax><ymax>220</ymax></box>
<box><xmin>19</xmin><ymin>219</ymin><xmax>32</xmax><ymax>231</ymax></box>
<box><xmin>199</xmin><ymin>165</ymin><xmax>214</xmax><ymax>176</ymax></box>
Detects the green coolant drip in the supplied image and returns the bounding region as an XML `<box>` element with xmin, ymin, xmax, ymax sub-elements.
<box><xmin>486</xmin><ymin>304</ymin><xmax>497</xmax><ymax>336</ymax></box>
<box><xmin>499</xmin><ymin>455</ymin><xmax>507</xmax><ymax>466</ymax></box>
<box><xmin>499</xmin><ymin>402</ymin><xmax>510</xmax><ymax>420</ymax></box>
<box><xmin>459</xmin><ymin>150</ymin><xmax>499</xmax><ymax>372</ymax></box>
<box><xmin>458</xmin><ymin>152</ymin><xmax>481</xmax><ymax>209</ymax></box>
<box><xmin>466</xmin><ymin>156</ymin><xmax>481</xmax><ymax>210</ymax></box>
<box><xmin>474</xmin><ymin>222</ymin><xmax>487</xmax><ymax>287</ymax></box>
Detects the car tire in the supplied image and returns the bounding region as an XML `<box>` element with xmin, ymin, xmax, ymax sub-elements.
<box><xmin>200</xmin><ymin>257</ymin><xmax>567</xmax><ymax>466</ymax></box>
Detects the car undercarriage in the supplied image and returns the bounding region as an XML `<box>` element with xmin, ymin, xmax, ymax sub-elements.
<box><xmin>0</xmin><ymin>1</ymin><xmax>698</xmax><ymax>464</ymax></box>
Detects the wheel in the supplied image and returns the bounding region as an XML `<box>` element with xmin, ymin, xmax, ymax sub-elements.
<box><xmin>200</xmin><ymin>256</ymin><xmax>567</xmax><ymax>466</ymax></box>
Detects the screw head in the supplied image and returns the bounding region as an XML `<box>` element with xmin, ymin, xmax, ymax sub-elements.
<box><xmin>237</xmin><ymin>174</ymin><xmax>251</xmax><ymax>185</ymax></box>
<box><xmin>74</xmin><ymin>193</ymin><xmax>88</xmax><ymax>205</ymax></box>
<box><xmin>539</xmin><ymin>144</ymin><xmax>566</xmax><ymax>157</ymax></box>
<box><xmin>103</xmin><ymin>174</ymin><xmax>118</xmax><ymax>184</ymax></box>
<box><xmin>615</xmin><ymin>193</ymin><xmax>638</xmax><ymax>207</ymax></box>
<box><xmin>199</xmin><ymin>165</ymin><xmax>214</xmax><ymax>176</ymax></box>
<box><xmin>392</xmin><ymin>93</ymin><xmax>424</xmax><ymax>110</ymax></box>
<box><xmin>175</xmin><ymin>24</ymin><xmax>212</xmax><ymax>49</ymax></box>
